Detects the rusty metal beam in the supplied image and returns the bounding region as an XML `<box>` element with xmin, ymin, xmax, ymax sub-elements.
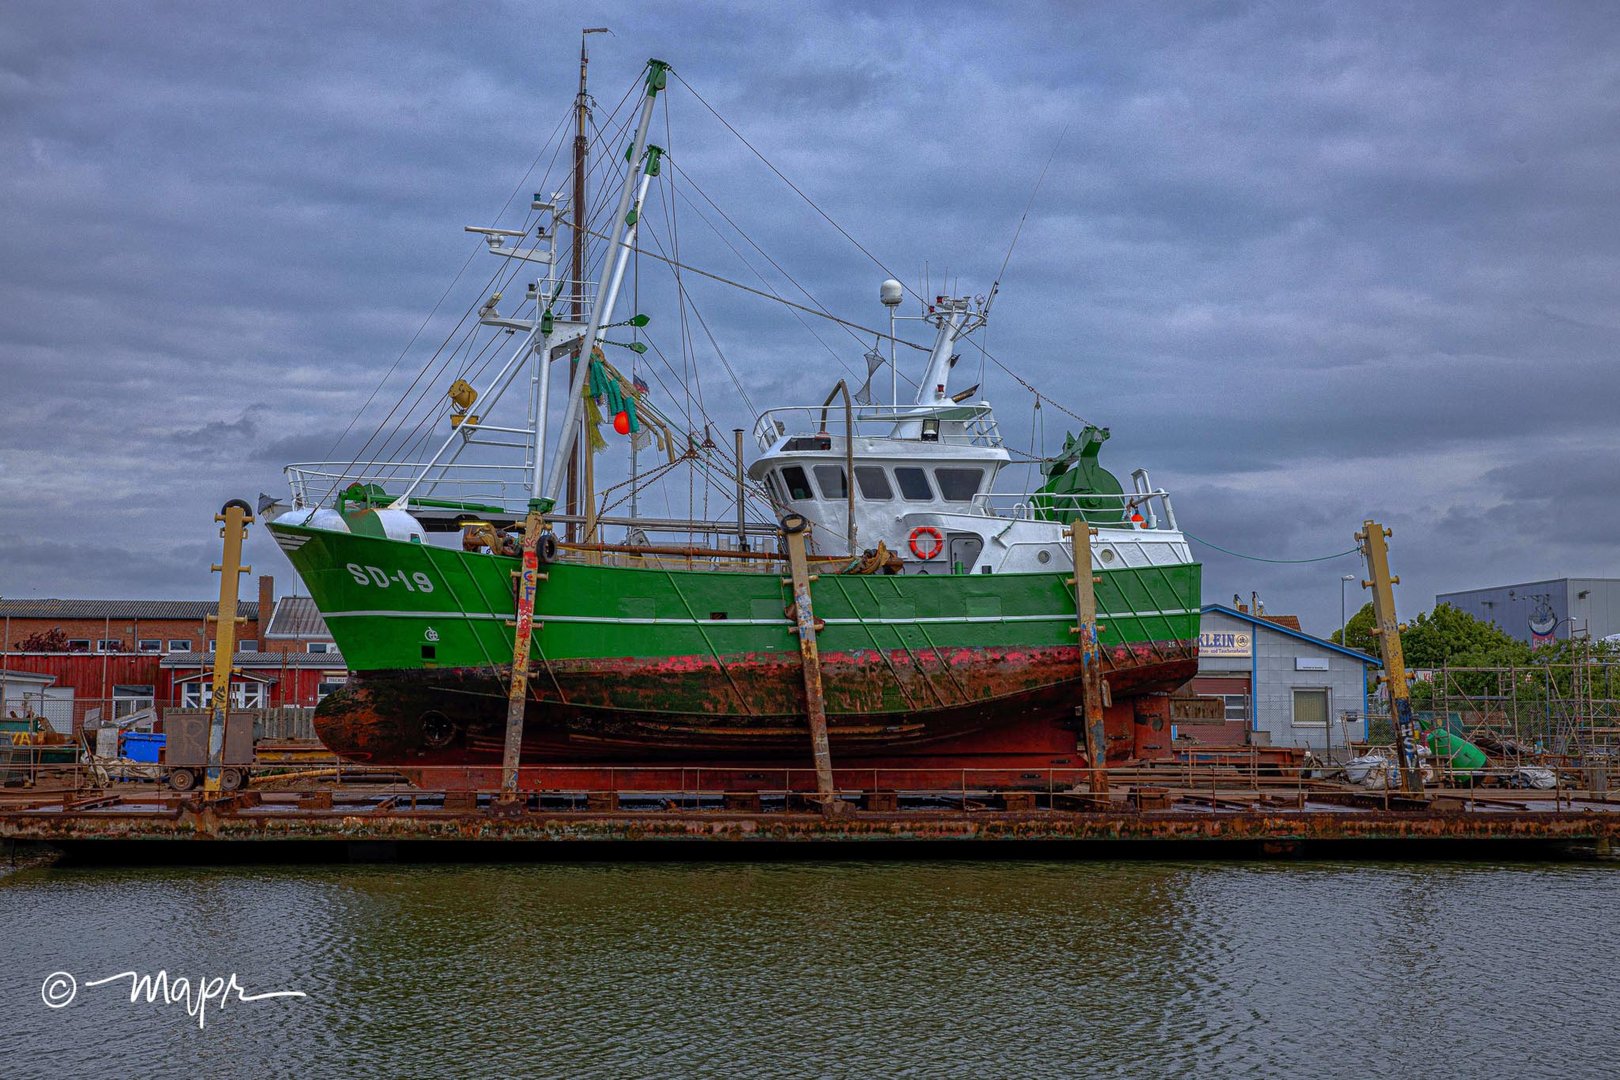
<box><xmin>4</xmin><ymin>804</ymin><xmax>1618</xmax><ymax>846</ymax></box>
<box><xmin>782</xmin><ymin>514</ymin><xmax>840</xmax><ymax>814</ymax></box>
<box><xmin>501</xmin><ymin>507</ymin><xmax>548</xmax><ymax>796</ymax></box>
<box><xmin>204</xmin><ymin>499</ymin><xmax>253</xmax><ymax>795</ymax></box>
<box><xmin>1068</xmin><ymin>523</ymin><xmax>1108</xmax><ymax>795</ymax></box>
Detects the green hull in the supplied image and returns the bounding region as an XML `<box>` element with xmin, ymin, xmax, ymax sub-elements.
<box><xmin>270</xmin><ymin>522</ymin><xmax>1201</xmax><ymax>763</ymax></box>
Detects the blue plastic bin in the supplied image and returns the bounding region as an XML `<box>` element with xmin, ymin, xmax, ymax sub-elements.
<box><xmin>122</xmin><ymin>731</ymin><xmax>166</xmax><ymax>763</ymax></box>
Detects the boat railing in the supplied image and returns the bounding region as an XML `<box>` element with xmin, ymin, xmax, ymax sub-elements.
<box><xmin>752</xmin><ymin>402</ymin><xmax>1003</xmax><ymax>452</ymax></box>
<box><xmin>969</xmin><ymin>486</ymin><xmax>1179</xmax><ymax>531</ymax></box>
<box><xmin>285</xmin><ymin>461</ymin><xmax>536</xmax><ymax>513</ymax></box>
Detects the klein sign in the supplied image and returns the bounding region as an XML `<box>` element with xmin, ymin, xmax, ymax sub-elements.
<box><xmin>1198</xmin><ymin>629</ymin><xmax>1252</xmax><ymax>658</ymax></box>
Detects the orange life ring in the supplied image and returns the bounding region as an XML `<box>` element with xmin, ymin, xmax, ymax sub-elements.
<box><xmin>908</xmin><ymin>525</ymin><xmax>944</xmax><ymax>560</ymax></box>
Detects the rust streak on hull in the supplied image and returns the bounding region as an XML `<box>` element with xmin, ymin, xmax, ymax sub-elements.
<box><xmin>315</xmin><ymin>640</ymin><xmax>1196</xmax><ymax>769</ymax></box>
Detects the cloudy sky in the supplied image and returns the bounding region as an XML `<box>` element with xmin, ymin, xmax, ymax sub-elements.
<box><xmin>2</xmin><ymin>1</ymin><xmax>1617</xmax><ymax>638</ymax></box>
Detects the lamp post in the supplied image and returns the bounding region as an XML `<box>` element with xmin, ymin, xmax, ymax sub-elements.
<box><xmin>1340</xmin><ymin>574</ymin><xmax>1356</xmax><ymax>646</ymax></box>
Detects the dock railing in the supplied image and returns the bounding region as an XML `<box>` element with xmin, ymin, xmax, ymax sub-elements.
<box><xmin>10</xmin><ymin>738</ymin><xmax>1620</xmax><ymax>818</ymax></box>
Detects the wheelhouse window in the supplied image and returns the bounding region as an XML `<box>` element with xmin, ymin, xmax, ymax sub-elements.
<box><xmin>780</xmin><ymin>466</ymin><xmax>814</xmax><ymax>501</ymax></box>
<box><xmin>854</xmin><ymin>466</ymin><xmax>893</xmax><ymax>501</ymax></box>
<box><xmin>935</xmin><ymin>467</ymin><xmax>985</xmax><ymax>502</ymax></box>
<box><xmin>894</xmin><ymin>467</ymin><xmax>934</xmax><ymax>501</ymax></box>
<box><xmin>1292</xmin><ymin>688</ymin><xmax>1329</xmax><ymax>726</ymax></box>
<box><xmin>762</xmin><ymin>471</ymin><xmax>785</xmax><ymax>503</ymax></box>
<box><xmin>812</xmin><ymin>465</ymin><xmax>847</xmax><ymax>499</ymax></box>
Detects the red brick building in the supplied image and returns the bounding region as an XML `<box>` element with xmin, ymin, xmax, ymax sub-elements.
<box><xmin>0</xmin><ymin>580</ymin><xmax>342</xmax><ymax>733</ymax></box>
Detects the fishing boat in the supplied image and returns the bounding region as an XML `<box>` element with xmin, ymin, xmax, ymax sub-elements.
<box><xmin>266</xmin><ymin>53</ymin><xmax>1200</xmax><ymax>790</ymax></box>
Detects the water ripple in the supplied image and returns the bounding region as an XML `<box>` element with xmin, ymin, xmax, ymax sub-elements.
<box><xmin>2</xmin><ymin>859</ymin><xmax>1617</xmax><ymax>1077</ymax></box>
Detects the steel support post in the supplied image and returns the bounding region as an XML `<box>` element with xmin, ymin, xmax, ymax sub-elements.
<box><xmin>1069</xmin><ymin>524</ymin><xmax>1109</xmax><ymax>795</ymax></box>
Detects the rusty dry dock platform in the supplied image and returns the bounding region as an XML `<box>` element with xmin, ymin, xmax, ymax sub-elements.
<box><xmin>4</xmin><ymin>785</ymin><xmax>1620</xmax><ymax>858</ymax></box>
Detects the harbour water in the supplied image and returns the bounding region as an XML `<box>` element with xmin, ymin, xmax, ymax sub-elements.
<box><xmin>4</xmin><ymin>857</ymin><xmax>1616</xmax><ymax>1077</ymax></box>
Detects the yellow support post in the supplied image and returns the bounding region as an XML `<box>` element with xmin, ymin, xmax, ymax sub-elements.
<box><xmin>1357</xmin><ymin>520</ymin><xmax>1425</xmax><ymax>795</ymax></box>
<box><xmin>204</xmin><ymin>499</ymin><xmax>253</xmax><ymax>795</ymax></box>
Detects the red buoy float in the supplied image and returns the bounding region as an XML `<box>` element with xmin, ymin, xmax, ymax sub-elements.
<box><xmin>908</xmin><ymin>525</ymin><xmax>944</xmax><ymax>560</ymax></box>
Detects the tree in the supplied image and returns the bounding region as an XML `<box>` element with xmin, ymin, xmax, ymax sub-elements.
<box><xmin>1338</xmin><ymin>602</ymin><xmax>1535</xmax><ymax>711</ymax></box>
<box><xmin>16</xmin><ymin>628</ymin><xmax>68</xmax><ymax>652</ymax></box>
<box><xmin>1330</xmin><ymin>602</ymin><xmax>1376</xmax><ymax>654</ymax></box>
<box><xmin>1400</xmin><ymin>603</ymin><xmax>1532</xmax><ymax>670</ymax></box>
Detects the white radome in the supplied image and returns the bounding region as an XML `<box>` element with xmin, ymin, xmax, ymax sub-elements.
<box><xmin>880</xmin><ymin>279</ymin><xmax>904</xmax><ymax>307</ymax></box>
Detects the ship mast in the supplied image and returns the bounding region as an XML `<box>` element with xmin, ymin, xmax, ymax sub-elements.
<box><xmin>566</xmin><ymin>29</ymin><xmax>607</xmax><ymax>541</ymax></box>
<box><xmin>541</xmin><ymin>58</ymin><xmax>668</xmax><ymax>512</ymax></box>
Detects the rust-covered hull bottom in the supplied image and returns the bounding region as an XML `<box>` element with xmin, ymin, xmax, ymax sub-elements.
<box><xmin>314</xmin><ymin>641</ymin><xmax>1197</xmax><ymax>790</ymax></box>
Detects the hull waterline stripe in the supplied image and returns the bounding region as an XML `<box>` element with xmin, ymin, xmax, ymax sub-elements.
<box><xmin>321</xmin><ymin>607</ymin><xmax>1201</xmax><ymax>626</ymax></box>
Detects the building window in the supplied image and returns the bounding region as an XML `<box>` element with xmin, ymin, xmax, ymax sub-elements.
<box><xmin>1222</xmin><ymin>694</ymin><xmax>1250</xmax><ymax>722</ymax></box>
<box><xmin>137</xmin><ymin>639</ymin><xmax>162</xmax><ymax>653</ymax></box>
<box><xmin>112</xmin><ymin>685</ymin><xmax>155</xmax><ymax>719</ymax></box>
<box><xmin>238</xmin><ymin>640</ymin><xmax>258</xmax><ymax>652</ymax></box>
<box><xmin>854</xmin><ymin>466</ymin><xmax>893</xmax><ymax>501</ymax></box>
<box><xmin>1292</xmin><ymin>688</ymin><xmax>1329</xmax><ymax>726</ymax></box>
<box><xmin>894</xmin><ymin>467</ymin><xmax>934</xmax><ymax>501</ymax></box>
<box><xmin>181</xmin><ymin>682</ymin><xmax>266</xmax><ymax>709</ymax></box>
<box><xmin>307</xmin><ymin>642</ymin><xmax>333</xmax><ymax>654</ymax></box>
<box><xmin>779</xmin><ymin>466</ymin><xmax>813</xmax><ymax>501</ymax></box>
<box><xmin>934</xmin><ymin>467</ymin><xmax>985</xmax><ymax>502</ymax></box>
<box><xmin>812</xmin><ymin>464</ymin><xmax>847</xmax><ymax>499</ymax></box>
<box><xmin>66</xmin><ymin>639</ymin><xmax>92</xmax><ymax>653</ymax></box>
<box><xmin>316</xmin><ymin>679</ymin><xmax>347</xmax><ymax>701</ymax></box>
<box><xmin>96</xmin><ymin>639</ymin><xmax>123</xmax><ymax>653</ymax></box>
<box><xmin>166</xmin><ymin>639</ymin><xmax>193</xmax><ymax>653</ymax></box>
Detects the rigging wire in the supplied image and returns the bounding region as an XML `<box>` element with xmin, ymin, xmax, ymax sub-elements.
<box><xmin>673</xmin><ymin>71</ymin><xmax>915</xmax><ymax>301</ymax></box>
<box><xmin>666</xmin><ymin>158</ymin><xmax>885</xmax><ymax>378</ymax></box>
<box><xmin>319</xmin><ymin>107</ymin><xmax>573</xmax><ymax>470</ymax></box>
<box><xmin>1181</xmin><ymin>532</ymin><xmax>1362</xmax><ymax>564</ymax></box>
<box><xmin>576</xmin><ymin>224</ymin><xmax>923</xmax><ymax>351</ymax></box>
<box><xmin>672</xmin><ymin>70</ymin><xmax>1100</xmax><ymax>431</ymax></box>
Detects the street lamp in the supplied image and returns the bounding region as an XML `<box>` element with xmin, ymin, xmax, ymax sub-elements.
<box><xmin>1340</xmin><ymin>574</ymin><xmax>1357</xmax><ymax>647</ymax></box>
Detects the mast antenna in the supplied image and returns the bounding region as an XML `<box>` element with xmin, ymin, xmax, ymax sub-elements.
<box><xmin>986</xmin><ymin>121</ymin><xmax>1069</xmax><ymax>316</ymax></box>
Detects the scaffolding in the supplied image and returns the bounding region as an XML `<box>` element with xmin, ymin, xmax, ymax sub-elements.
<box><xmin>1425</xmin><ymin>647</ymin><xmax>1620</xmax><ymax>764</ymax></box>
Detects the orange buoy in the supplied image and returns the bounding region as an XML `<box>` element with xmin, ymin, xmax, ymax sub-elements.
<box><xmin>908</xmin><ymin>525</ymin><xmax>944</xmax><ymax>560</ymax></box>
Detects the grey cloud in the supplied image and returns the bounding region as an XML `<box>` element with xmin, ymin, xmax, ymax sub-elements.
<box><xmin>3</xmin><ymin>1</ymin><xmax>1620</xmax><ymax>637</ymax></box>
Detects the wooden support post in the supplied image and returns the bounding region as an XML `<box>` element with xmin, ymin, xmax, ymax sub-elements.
<box><xmin>1068</xmin><ymin>524</ymin><xmax>1109</xmax><ymax>796</ymax></box>
<box><xmin>204</xmin><ymin>500</ymin><xmax>253</xmax><ymax>796</ymax></box>
<box><xmin>501</xmin><ymin>506</ymin><xmax>547</xmax><ymax>799</ymax></box>
<box><xmin>782</xmin><ymin>514</ymin><xmax>842</xmax><ymax>815</ymax></box>
<box><xmin>1357</xmin><ymin>520</ymin><xmax>1425</xmax><ymax>796</ymax></box>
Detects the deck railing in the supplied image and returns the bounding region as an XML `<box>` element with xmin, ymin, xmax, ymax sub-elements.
<box><xmin>752</xmin><ymin>402</ymin><xmax>1003</xmax><ymax>452</ymax></box>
